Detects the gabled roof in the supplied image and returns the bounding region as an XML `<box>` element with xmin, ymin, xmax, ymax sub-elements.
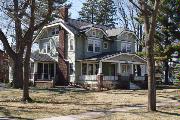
<box><xmin>31</xmin><ymin>52</ymin><xmax>56</xmax><ymax>62</ymax></box>
<box><xmin>81</xmin><ymin>52</ymin><xmax>146</xmax><ymax>64</ymax></box>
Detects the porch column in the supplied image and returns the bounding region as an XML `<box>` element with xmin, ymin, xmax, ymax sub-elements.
<box><xmin>97</xmin><ymin>61</ymin><xmax>103</xmax><ymax>91</ymax></box>
<box><xmin>54</xmin><ymin>63</ymin><xmax>56</xmax><ymax>79</ymax></box>
<box><xmin>117</xmin><ymin>63</ymin><xmax>121</xmax><ymax>81</ymax></box>
<box><xmin>33</xmin><ymin>62</ymin><xmax>38</xmax><ymax>82</ymax></box>
<box><xmin>98</xmin><ymin>61</ymin><xmax>102</xmax><ymax>74</ymax></box>
<box><xmin>131</xmin><ymin>64</ymin><xmax>134</xmax><ymax>74</ymax></box>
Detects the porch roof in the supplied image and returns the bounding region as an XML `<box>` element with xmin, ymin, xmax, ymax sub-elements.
<box><xmin>80</xmin><ymin>52</ymin><xmax>146</xmax><ymax>64</ymax></box>
<box><xmin>31</xmin><ymin>52</ymin><xmax>56</xmax><ymax>62</ymax></box>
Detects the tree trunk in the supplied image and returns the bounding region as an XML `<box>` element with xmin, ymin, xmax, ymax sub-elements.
<box><xmin>164</xmin><ymin>60</ymin><xmax>169</xmax><ymax>85</ymax></box>
<box><xmin>12</xmin><ymin>57</ymin><xmax>23</xmax><ymax>88</ymax></box>
<box><xmin>22</xmin><ymin>44</ymin><xmax>32</xmax><ymax>102</ymax></box>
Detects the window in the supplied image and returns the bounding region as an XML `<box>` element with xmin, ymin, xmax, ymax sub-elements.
<box><xmin>52</xmin><ymin>27</ymin><xmax>59</xmax><ymax>35</ymax></box>
<box><xmin>121</xmin><ymin>41</ymin><xmax>132</xmax><ymax>53</ymax></box>
<box><xmin>88</xmin><ymin>40</ymin><xmax>93</xmax><ymax>52</ymax></box>
<box><xmin>103</xmin><ymin>42</ymin><xmax>108</xmax><ymax>49</ymax></box>
<box><xmin>88</xmin><ymin>64</ymin><xmax>93</xmax><ymax>75</ymax></box>
<box><xmin>42</xmin><ymin>42</ymin><xmax>51</xmax><ymax>53</ymax></box>
<box><xmin>69</xmin><ymin>63</ymin><xmax>74</xmax><ymax>75</ymax></box>
<box><xmin>121</xmin><ymin>42</ymin><xmax>127</xmax><ymax>52</ymax></box>
<box><xmin>87</xmin><ymin>40</ymin><xmax>101</xmax><ymax>53</ymax></box>
<box><xmin>127</xmin><ymin>43</ymin><xmax>131</xmax><ymax>52</ymax></box>
<box><xmin>92</xmin><ymin>30</ymin><xmax>96</xmax><ymax>37</ymax></box>
<box><xmin>122</xmin><ymin>64</ymin><xmax>128</xmax><ymax>73</ymax></box>
<box><xmin>81</xmin><ymin>63</ymin><xmax>99</xmax><ymax>75</ymax></box>
<box><xmin>70</xmin><ymin>39</ymin><xmax>74</xmax><ymax>50</ymax></box>
<box><xmin>95</xmin><ymin>64</ymin><xmax>99</xmax><ymax>74</ymax></box>
<box><xmin>82</xmin><ymin>63</ymin><xmax>87</xmax><ymax>75</ymax></box>
<box><xmin>94</xmin><ymin>41</ymin><xmax>101</xmax><ymax>52</ymax></box>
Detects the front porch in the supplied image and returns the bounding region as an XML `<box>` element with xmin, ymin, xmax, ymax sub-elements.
<box><xmin>78</xmin><ymin>53</ymin><xmax>147</xmax><ymax>89</ymax></box>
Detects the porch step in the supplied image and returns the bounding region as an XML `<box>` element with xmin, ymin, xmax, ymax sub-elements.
<box><xmin>130</xmin><ymin>82</ymin><xmax>141</xmax><ymax>90</ymax></box>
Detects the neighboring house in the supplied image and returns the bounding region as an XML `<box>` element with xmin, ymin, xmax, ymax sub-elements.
<box><xmin>9</xmin><ymin>7</ymin><xmax>147</xmax><ymax>89</ymax></box>
<box><xmin>0</xmin><ymin>50</ymin><xmax>9</xmax><ymax>83</ymax></box>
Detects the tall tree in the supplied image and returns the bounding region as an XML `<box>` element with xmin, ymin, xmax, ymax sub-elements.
<box><xmin>155</xmin><ymin>0</ymin><xmax>180</xmax><ymax>84</ymax></box>
<box><xmin>129</xmin><ymin>0</ymin><xmax>161</xmax><ymax>111</ymax></box>
<box><xmin>96</xmin><ymin>0</ymin><xmax>117</xmax><ymax>26</ymax></box>
<box><xmin>79</xmin><ymin>0</ymin><xmax>116</xmax><ymax>26</ymax></box>
<box><xmin>0</xmin><ymin>0</ymin><xmax>67</xmax><ymax>102</ymax></box>
<box><xmin>79</xmin><ymin>0</ymin><xmax>99</xmax><ymax>24</ymax></box>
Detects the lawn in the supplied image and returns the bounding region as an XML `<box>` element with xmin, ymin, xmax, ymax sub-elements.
<box><xmin>0</xmin><ymin>87</ymin><xmax>179</xmax><ymax>120</ymax></box>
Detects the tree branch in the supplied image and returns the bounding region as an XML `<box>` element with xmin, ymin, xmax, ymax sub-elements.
<box><xmin>0</xmin><ymin>29</ymin><xmax>16</xmax><ymax>59</ymax></box>
<box><xmin>34</xmin><ymin>0</ymin><xmax>53</xmax><ymax>30</ymax></box>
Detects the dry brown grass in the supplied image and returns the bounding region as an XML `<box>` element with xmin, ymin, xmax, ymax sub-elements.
<box><xmin>0</xmin><ymin>87</ymin><xmax>179</xmax><ymax>120</ymax></box>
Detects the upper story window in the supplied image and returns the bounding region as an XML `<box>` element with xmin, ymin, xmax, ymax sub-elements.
<box><xmin>121</xmin><ymin>41</ymin><xmax>131</xmax><ymax>53</ymax></box>
<box><xmin>103</xmin><ymin>42</ymin><xmax>108</xmax><ymax>49</ymax></box>
<box><xmin>52</xmin><ymin>27</ymin><xmax>59</xmax><ymax>35</ymax></box>
<box><xmin>88</xmin><ymin>40</ymin><xmax>94</xmax><ymax>52</ymax></box>
<box><xmin>42</xmin><ymin>42</ymin><xmax>50</xmax><ymax>53</ymax></box>
<box><xmin>92</xmin><ymin>30</ymin><xmax>96</xmax><ymax>37</ymax></box>
<box><xmin>70</xmin><ymin>39</ymin><xmax>74</xmax><ymax>50</ymax></box>
<box><xmin>87</xmin><ymin>40</ymin><xmax>101</xmax><ymax>53</ymax></box>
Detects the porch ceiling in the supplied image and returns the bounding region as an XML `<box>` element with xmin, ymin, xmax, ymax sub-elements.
<box><xmin>80</xmin><ymin>52</ymin><xmax>146</xmax><ymax>64</ymax></box>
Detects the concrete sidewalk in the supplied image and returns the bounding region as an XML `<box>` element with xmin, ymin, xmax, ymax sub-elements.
<box><xmin>36</xmin><ymin>99</ymin><xmax>177</xmax><ymax>120</ymax></box>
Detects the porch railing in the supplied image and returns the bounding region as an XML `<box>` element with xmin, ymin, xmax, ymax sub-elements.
<box><xmin>29</xmin><ymin>73</ymin><xmax>54</xmax><ymax>81</ymax></box>
<box><xmin>79</xmin><ymin>75</ymin><xmax>97</xmax><ymax>81</ymax></box>
<box><xmin>103</xmin><ymin>76</ymin><xmax>118</xmax><ymax>81</ymax></box>
<box><xmin>134</xmin><ymin>76</ymin><xmax>145</xmax><ymax>81</ymax></box>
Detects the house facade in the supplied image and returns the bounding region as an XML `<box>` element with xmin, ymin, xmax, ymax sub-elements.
<box><xmin>13</xmin><ymin>8</ymin><xmax>147</xmax><ymax>89</ymax></box>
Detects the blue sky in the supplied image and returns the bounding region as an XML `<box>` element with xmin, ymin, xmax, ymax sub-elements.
<box><xmin>69</xmin><ymin>0</ymin><xmax>85</xmax><ymax>19</ymax></box>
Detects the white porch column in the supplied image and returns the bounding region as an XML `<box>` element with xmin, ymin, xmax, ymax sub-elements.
<box><xmin>131</xmin><ymin>64</ymin><xmax>134</xmax><ymax>74</ymax></box>
<box><xmin>34</xmin><ymin>62</ymin><xmax>37</xmax><ymax>73</ymax></box>
<box><xmin>117</xmin><ymin>62</ymin><xmax>121</xmax><ymax>74</ymax></box>
<box><xmin>98</xmin><ymin>61</ymin><xmax>102</xmax><ymax>74</ymax></box>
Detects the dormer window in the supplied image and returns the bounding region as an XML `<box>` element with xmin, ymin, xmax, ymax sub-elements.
<box><xmin>52</xmin><ymin>27</ymin><xmax>59</xmax><ymax>35</ymax></box>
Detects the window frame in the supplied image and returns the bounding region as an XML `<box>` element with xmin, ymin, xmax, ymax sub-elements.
<box><xmin>103</xmin><ymin>42</ymin><xmax>108</xmax><ymax>49</ymax></box>
<box><xmin>87</xmin><ymin>39</ymin><xmax>101</xmax><ymax>53</ymax></box>
<box><xmin>121</xmin><ymin>41</ymin><xmax>132</xmax><ymax>53</ymax></box>
<box><xmin>70</xmin><ymin>39</ymin><xmax>74</xmax><ymax>51</ymax></box>
<box><xmin>52</xmin><ymin>27</ymin><xmax>59</xmax><ymax>36</ymax></box>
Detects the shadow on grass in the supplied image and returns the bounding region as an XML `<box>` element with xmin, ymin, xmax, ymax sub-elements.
<box><xmin>31</xmin><ymin>86</ymin><xmax>91</xmax><ymax>94</ymax></box>
<box><xmin>0</xmin><ymin>107</ymin><xmax>33</xmax><ymax>120</ymax></box>
<box><xmin>157</xmin><ymin>110</ymin><xmax>180</xmax><ymax>116</ymax></box>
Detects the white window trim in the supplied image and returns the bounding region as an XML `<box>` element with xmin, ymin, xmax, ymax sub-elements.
<box><xmin>87</xmin><ymin>39</ymin><xmax>101</xmax><ymax>53</ymax></box>
<box><xmin>103</xmin><ymin>42</ymin><xmax>108</xmax><ymax>49</ymax></box>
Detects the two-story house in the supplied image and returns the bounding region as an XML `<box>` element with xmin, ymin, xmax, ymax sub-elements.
<box><xmin>10</xmin><ymin>7</ymin><xmax>147</xmax><ymax>89</ymax></box>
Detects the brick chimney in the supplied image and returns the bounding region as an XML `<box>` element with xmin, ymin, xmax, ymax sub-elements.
<box><xmin>57</xmin><ymin>7</ymin><xmax>69</xmax><ymax>85</ymax></box>
<box><xmin>59</xmin><ymin>7</ymin><xmax>68</xmax><ymax>22</ymax></box>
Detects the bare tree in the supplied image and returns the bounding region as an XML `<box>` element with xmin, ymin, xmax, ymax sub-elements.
<box><xmin>129</xmin><ymin>0</ymin><xmax>161</xmax><ymax>111</ymax></box>
<box><xmin>0</xmin><ymin>0</ymin><xmax>54</xmax><ymax>102</ymax></box>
